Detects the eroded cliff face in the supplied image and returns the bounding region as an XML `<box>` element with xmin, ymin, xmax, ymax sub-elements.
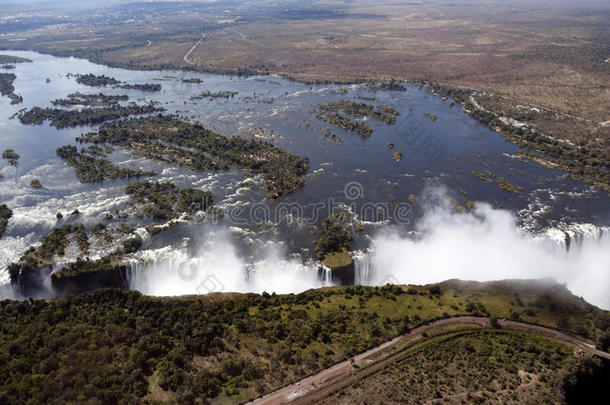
<box><xmin>318</xmin><ymin>260</ymin><xmax>355</xmax><ymax>286</ymax></box>
<box><xmin>12</xmin><ymin>263</ymin><xmax>129</xmax><ymax>298</ymax></box>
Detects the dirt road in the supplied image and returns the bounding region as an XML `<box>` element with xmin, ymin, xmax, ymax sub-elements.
<box><xmin>247</xmin><ymin>316</ymin><xmax>609</xmax><ymax>405</ymax></box>
<box><xmin>184</xmin><ymin>35</ymin><xmax>204</xmax><ymax>65</ymax></box>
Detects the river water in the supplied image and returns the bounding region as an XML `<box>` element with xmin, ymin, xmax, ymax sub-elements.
<box><xmin>1</xmin><ymin>51</ymin><xmax>608</xmax><ymax>307</ymax></box>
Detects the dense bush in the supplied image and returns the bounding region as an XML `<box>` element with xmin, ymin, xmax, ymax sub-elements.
<box><xmin>0</xmin><ymin>204</ymin><xmax>12</xmax><ymax>238</ymax></box>
<box><xmin>19</xmin><ymin>105</ymin><xmax>164</xmax><ymax>128</ymax></box>
<box><xmin>57</xmin><ymin>145</ymin><xmax>155</xmax><ymax>183</ymax></box>
<box><xmin>315</xmin><ymin>213</ymin><xmax>352</xmax><ymax>260</ymax></box>
<box><xmin>82</xmin><ymin>116</ymin><xmax>309</xmax><ymax>198</ymax></box>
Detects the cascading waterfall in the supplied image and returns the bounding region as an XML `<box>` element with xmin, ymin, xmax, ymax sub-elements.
<box><xmin>320</xmin><ymin>265</ymin><xmax>332</xmax><ymax>285</ymax></box>
<box><xmin>124</xmin><ymin>239</ymin><xmax>326</xmax><ymax>296</ymax></box>
<box><xmin>353</xmin><ymin>251</ymin><xmax>373</xmax><ymax>286</ymax></box>
<box><xmin>369</xmin><ymin>206</ymin><xmax>610</xmax><ymax>310</ymax></box>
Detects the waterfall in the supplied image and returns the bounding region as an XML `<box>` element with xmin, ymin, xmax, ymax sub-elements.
<box><xmin>353</xmin><ymin>251</ymin><xmax>373</xmax><ymax>286</ymax></box>
<box><xmin>320</xmin><ymin>265</ymin><xmax>332</xmax><ymax>285</ymax></box>
<box><xmin>123</xmin><ymin>240</ymin><xmax>325</xmax><ymax>296</ymax></box>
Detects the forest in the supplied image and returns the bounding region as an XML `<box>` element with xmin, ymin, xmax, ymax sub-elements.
<box><xmin>316</xmin><ymin>100</ymin><xmax>400</xmax><ymax>124</ymax></box>
<box><xmin>75</xmin><ymin>74</ymin><xmax>161</xmax><ymax>92</ymax></box>
<box><xmin>75</xmin><ymin>73</ymin><xmax>120</xmax><ymax>87</ymax></box>
<box><xmin>56</xmin><ymin>145</ymin><xmax>155</xmax><ymax>183</ymax></box>
<box><xmin>315</xmin><ymin>212</ymin><xmax>352</xmax><ymax>262</ymax></box>
<box><xmin>324</xmin><ymin>330</ymin><xmax>609</xmax><ymax>404</ymax></box>
<box><xmin>0</xmin><ymin>280</ymin><xmax>608</xmax><ymax>404</ymax></box>
<box><xmin>19</xmin><ymin>105</ymin><xmax>163</xmax><ymax>129</ymax></box>
<box><xmin>314</xmin><ymin>110</ymin><xmax>373</xmax><ymax>138</ymax></box>
<box><xmin>0</xmin><ymin>73</ymin><xmax>21</xmax><ymax>104</ymax></box>
<box><xmin>51</xmin><ymin>93</ymin><xmax>129</xmax><ymax>107</ymax></box>
<box><xmin>2</xmin><ymin>149</ymin><xmax>20</xmax><ymax>167</ymax></box>
<box><xmin>0</xmin><ymin>55</ymin><xmax>32</xmax><ymax>64</ymax></box>
<box><xmin>125</xmin><ymin>180</ymin><xmax>214</xmax><ymax>220</ymax></box>
<box><xmin>0</xmin><ymin>204</ymin><xmax>12</xmax><ymax>238</ymax></box>
<box><xmin>82</xmin><ymin>116</ymin><xmax>309</xmax><ymax>199</ymax></box>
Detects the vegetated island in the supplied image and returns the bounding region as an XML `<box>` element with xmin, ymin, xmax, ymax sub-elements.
<box><xmin>316</xmin><ymin>99</ymin><xmax>400</xmax><ymax>124</ymax></box>
<box><xmin>314</xmin><ymin>110</ymin><xmax>373</xmax><ymax>138</ymax></box>
<box><xmin>2</xmin><ymin>149</ymin><xmax>20</xmax><ymax>167</ymax></box>
<box><xmin>7</xmin><ymin>180</ymin><xmax>217</xmax><ymax>287</ymax></box>
<box><xmin>78</xmin><ymin>116</ymin><xmax>309</xmax><ymax>199</ymax></box>
<box><xmin>18</xmin><ymin>104</ymin><xmax>164</xmax><ymax>128</ymax></box>
<box><xmin>8</xmin><ymin>223</ymin><xmax>101</xmax><ymax>285</ymax></box>
<box><xmin>75</xmin><ymin>73</ymin><xmax>161</xmax><ymax>92</ymax></box>
<box><xmin>313</xmin><ymin>99</ymin><xmax>400</xmax><ymax>138</ymax></box>
<box><xmin>0</xmin><ymin>73</ymin><xmax>22</xmax><ymax>104</ymax></box>
<box><xmin>368</xmin><ymin>80</ymin><xmax>407</xmax><ymax>91</ymax></box>
<box><xmin>125</xmin><ymin>180</ymin><xmax>214</xmax><ymax>221</ymax></box>
<box><xmin>56</xmin><ymin>145</ymin><xmax>155</xmax><ymax>183</ymax></box>
<box><xmin>315</xmin><ymin>212</ymin><xmax>353</xmax><ymax>270</ymax></box>
<box><xmin>0</xmin><ymin>204</ymin><xmax>12</xmax><ymax>238</ymax></box>
<box><xmin>0</xmin><ymin>279</ymin><xmax>607</xmax><ymax>404</ymax></box>
<box><xmin>0</xmin><ymin>54</ymin><xmax>32</xmax><ymax>64</ymax></box>
<box><xmin>190</xmin><ymin>90</ymin><xmax>239</xmax><ymax>100</ymax></box>
<box><xmin>51</xmin><ymin>92</ymin><xmax>129</xmax><ymax>107</ymax></box>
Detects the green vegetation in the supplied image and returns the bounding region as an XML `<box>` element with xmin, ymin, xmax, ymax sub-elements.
<box><xmin>176</xmin><ymin>188</ymin><xmax>215</xmax><ymax>214</ymax></box>
<box><xmin>123</xmin><ymin>235</ymin><xmax>143</xmax><ymax>254</ymax></box>
<box><xmin>73</xmin><ymin>224</ymin><xmax>89</xmax><ymax>255</ymax></box>
<box><xmin>421</xmin><ymin>82</ymin><xmax>610</xmax><ymax>191</ymax></box>
<box><xmin>0</xmin><ymin>55</ymin><xmax>32</xmax><ymax>64</ymax></box>
<box><xmin>0</xmin><ymin>204</ymin><xmax>12</xmax><ymax>238</ymax></box>
<box><xmin>2</xmin><ymin>149</ymin><xmax>19</xmax><ymax>166</ymax></box>
<box><xmin>368</xmin><ymin>81</ymin><xmax>407</xmax><ymax>92</ymax></box>
<box><xmin>118</xmin><ymin>83</ymin><xmax>161</xmax><ymax>92</ymax></box>
<box><xmin>75</xmin><ymin>73</ymin><xmax>121</xmax><ymax>87</ymax></box>
<box><xmin>2</xmin><ymin>149</ymin><xmax>19</xmax><ymax>160</ymax></box>
<box><xmin>191</xmin><ymin>90</ymin><xmax>238</xmax><ymax>100</ymax></box>
<box><xmin>0</xmin><ymin>73</ymin><xmax>16</xmax><ymax>95</ymax></box>
<box><xmin>51</xmin><ymin>256</ymin><xmax>114</xmax><ymax>280</ymax></box>
<box><xmin>126</xmin><ymin>181</ymin><xmax>179</xmax><ymax>220</ymax></box>
<box><xmin>51</xmin><ymin>92</ymin><xmax>129</xmax><ymax>107</ymax></box>
<box><xmin>471</xmin><ymin>169</ymin><xmax>494</xmax><ymax>183</ymax></box>
<box><xmin>75</xmin><ymin>74</ymin><xmax>161</xmax><ymax>91</ymax></box>
<box><xmin>125</xmin><ymin>180</ymin><xmax>214</xmax><ymax>220</ymax></box>
<box><xmin>314</xmin><ymin>110</ymin><xmax>373</xmax><ymax>138</ymax></box>
<box><xmin>392</xmin><ymin>151</ymin><xmax>402</xmax><ymax>162</ymax></box>
<box><xmin>0</xmin><ymin>73</ymin><xmax>22</xmax><ymax>104</ymax></box>
<box><xmin>497</xmin><ymin>177</ymin><xmax>523</xmax><ymax>194</ymax></box>
<box><xmin>30</xmin><ymin>179</ymin><xmax>42</xmax><ymax>189</ymax></box>
<box><xmin>19</xmin><ymin>105</ymin><xmax>163</xmax><ymax>128</ymax></box>
<box><xmin>7</xmin><ymin>224</ymin><xmax>83</xmax><ymax>282</ymax></box>
<box><xmin>470</xmin><ymin>169</ymin><xmax>523</xmax><ymax>194</ymax></box>
<box><xmin>0</xmin><ymin>280</ymin><xmax>606</xmax><ymax>404</ymax></box>
<box><xmin>315</xmin><ymin>212</ymin><xmax>352</xmax><ymax>262</ymax></box>
<box><xmin>326</xmin><ymin>330</ymin><xmax>589</xmax><ymax>404</ymax></box>
<box><xmin>56</xmin><ymin>145</ymin><xmax>155</xmax><ymax>183</ymax></box>
<box><xmin>316</xmin><ymin>100</ymin><xmax>400</xmax><ymax>124</ymax></box>
<box><xmin>322</xmin><ymin>250</ymin><xmax>353</xmax><ymax>269</ymax></box>
<box><xmin>81</xmin><ymin>117</ymin><xmax>308</xmax><ymax>199</ymax></box>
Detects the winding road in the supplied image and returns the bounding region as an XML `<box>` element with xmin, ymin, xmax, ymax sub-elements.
<box><xmin>248</xmin><ymin>316</ymin><xmax>609</xmax><ymax>405</ymax></box>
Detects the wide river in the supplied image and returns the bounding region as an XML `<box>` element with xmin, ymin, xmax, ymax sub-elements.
<box><xmin>1</xmin><ymin>51</ymin><xmax>609</xmax><ymax>308</ymax></box>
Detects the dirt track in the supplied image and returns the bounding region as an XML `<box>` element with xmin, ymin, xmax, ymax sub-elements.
<box><xmin>247</xmin><ymin>316</ymin><xmax>609</xmax><ymax>405</ymax></box>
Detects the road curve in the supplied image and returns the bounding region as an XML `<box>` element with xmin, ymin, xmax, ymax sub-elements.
<box><xmin>247</xmin><ymin>316</ymin><xmax>609</xmax><ymax>405</ymax></box>
<box><xmin>184</xmin><ymin>35</ymin><xmax>204</xmax><ymax>65</ymax></box>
